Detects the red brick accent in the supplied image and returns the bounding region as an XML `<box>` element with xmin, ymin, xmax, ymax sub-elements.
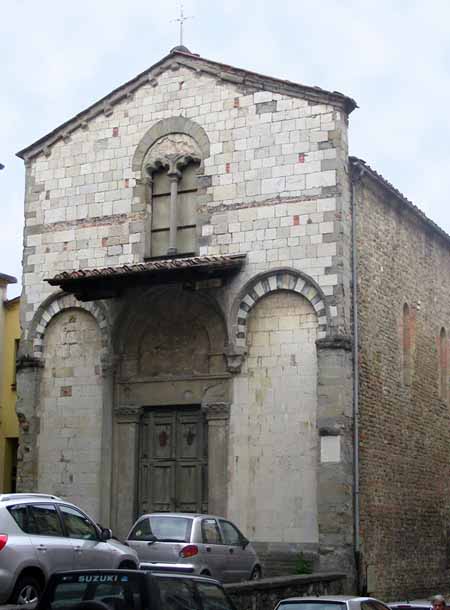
<box><xmin>298</xmin><ymin>153</ymin><xmax>305</xmax><ymax>163</ymax></box>
<box><xmin>112</xmin><ymin>127</ymin><xmax>119</xmax><ymax>137</ymax></box>
<box><xmin>124</xmin><ymin>178</ymin><xmax>129</xmax><ymax>188</ymax></box>
<box><xmin>60</xmin><ymin>386</ymin><xmax>72</xmax><ymax>397</ymax></box>
<box><xmin>225</xmin><ymin>163</ymin><xmax>231</xmax><ymax>174</ymax></box>
<box><xmin>102</xmin><ymin>237</ymin><xmax>108</xmax><ymax>247</ymax></box>
<box><xmin>233</xmin><ymin>97</ymin><xmax>240</xmax><ymax>108</ymax></box>
<box><xmin>293</xmin><ymin>215</ymin><xmax>300</xmax><ymax>225</ymax></box>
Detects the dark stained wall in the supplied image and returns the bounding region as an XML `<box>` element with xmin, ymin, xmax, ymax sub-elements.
<box><xmin>355</xmin><ymin>171</ymin><xmax>450</xmax><ymax>599</ymax></box>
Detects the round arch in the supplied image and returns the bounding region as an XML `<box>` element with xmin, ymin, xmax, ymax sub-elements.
<box><xmin>231</xmin><ymin>268</ymin><xmax>330</xmax><ymax>348</ymax></box>
<box><xmin>131</xmin><ymin>116</ymin><xmax>211</xmax><ymax>173</ymax></box>
<box><xmin>29</xmin><ymin>291</ymin><xmax>111</xmax><ymax>360</ymax></box>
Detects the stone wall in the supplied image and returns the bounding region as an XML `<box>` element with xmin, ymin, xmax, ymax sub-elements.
<box><xmin>224</xmin><ymin>573</ymin><xmax>346</xmax><ymax>610</ymax></box>
<box><xmin>37</xmin><ymin>308</ymin><xmax>103</xmax><ymax>519</ymax></box>
<box><xmin>355</xmin><ymin>172</ymin><xmax>450</xmax><ymax>599</ymax></box>
<box><xmin>228</xmin><ymin>291</ymin><xmax>319</xmax><ymax>545</ymax></box>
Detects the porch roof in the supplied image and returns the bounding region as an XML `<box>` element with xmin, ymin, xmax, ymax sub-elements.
<box><xmin>45</xmin><ymin>254</ymin><xmax>246</xmax><ymax>301</ymax></box>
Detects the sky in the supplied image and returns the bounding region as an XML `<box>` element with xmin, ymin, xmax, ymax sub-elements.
<box><xmin>1</xmin><ymin>0</ymin><xmax>450</xmax><ymax>299</ymax></box>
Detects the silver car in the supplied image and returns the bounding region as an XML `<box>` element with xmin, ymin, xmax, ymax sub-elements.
<box><xmin>126</xmin><ymin>512</ymin><xmax>261</xmax><ymax>582</ymax></box>
<box><xmin>0</xmin><ymin>493</ymin><xmax>138</xmax><ymax>605</ymax></box>
<box><xmin>274</xmin><ymin>596</ymin><xmax>393</xmax><ymax>610</ymax></box>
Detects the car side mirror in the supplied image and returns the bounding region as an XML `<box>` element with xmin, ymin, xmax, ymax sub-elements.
<box><xmin>241</xmin><ymin>537</ymin><xmax>249</xmax><ymax>549</ymax></box>
<box><xmin>100</xmin><ymin>527</ymin><xmax>113</xmax><ymax>541</ymax></box>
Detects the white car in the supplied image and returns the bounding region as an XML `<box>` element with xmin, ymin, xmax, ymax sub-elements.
<box><xmin>127</xmin><ymin>512</ymin><xmax>261</xmax><ymax>582</ymax></box>
<box><xmin>274</xmin><ymin>596</ymin><xmax>393</xmax><ymax>610</ymax></box>
<box><xmin>0</xmin><ymin>493</ymin><xmax>138</xmax><ymax>604</ymax></box>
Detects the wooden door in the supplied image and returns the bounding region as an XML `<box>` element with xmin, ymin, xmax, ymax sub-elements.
<box><xmin>138</xmin><ymin>407</ymin><xmax>207</xmax><ymax>515</ymax></box>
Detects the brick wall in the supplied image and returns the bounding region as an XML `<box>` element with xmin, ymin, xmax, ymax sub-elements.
<box><xmin>355</xmin><ymin>173</ymin><xmax>450</xmax><ymax>599</ymax></box>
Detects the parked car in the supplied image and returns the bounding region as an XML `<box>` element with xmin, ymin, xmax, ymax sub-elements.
<box><xmin>0</xmin><ymin>493</ymin><xmax>139</xmax><ymax>605</ymax></box>
<box><xmin>126</xmin><ymin>513</ymin><xmax>261</xmax><ymax>582</ymax></box>
<box><xmin>36</xmin><ymin>568</ymin><xmax>238</xmax><ymax>610</ymax></box>
<box><xmin>388</xmin><ymin>599</ymin><xmax>431</xmax><ymax>610</ymax></box>
<box><xmin>274</xmin><ymin>597</ymin><xmax>393</xmax><ymax>610</ymax></box>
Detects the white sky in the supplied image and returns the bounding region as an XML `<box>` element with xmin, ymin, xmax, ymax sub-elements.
<box><xmin>2</xmin><ymin>0</ymin><xmax>450</xmax><ymax>299</ymax></box>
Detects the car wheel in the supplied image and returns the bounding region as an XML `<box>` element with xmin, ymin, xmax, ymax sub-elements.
<box><xmin>250</xmin><ymin>566</ymin><xmax>261</xmax><ymax>580</ymax></box>
<box><xmin>10</xmin><ymin>575</ymin><xmax>42</xmax><ymax>605</ymax></box>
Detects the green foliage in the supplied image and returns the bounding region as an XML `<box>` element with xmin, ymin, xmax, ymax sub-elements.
<box><xmin>295</xmin><ymin>551</ymin><xmax>314</xmax><ymax>575</ymax></box>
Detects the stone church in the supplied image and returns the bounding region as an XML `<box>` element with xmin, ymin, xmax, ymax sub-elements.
<box><xmin>16</xmin><ymin>47</ymin><xmax>450</xmax><ymax>599</ymax></box>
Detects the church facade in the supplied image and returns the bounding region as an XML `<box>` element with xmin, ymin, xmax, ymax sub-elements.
<box><xmin>16</xmin><ymin>49</ymin><xmax>450</xmax><ymax>599</ymax></box>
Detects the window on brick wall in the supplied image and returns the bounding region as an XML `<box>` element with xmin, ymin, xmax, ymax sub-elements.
<box><xmin>149</xmin><ymin>159</ymin><xmax>200</xmax><ymax>258</ymax></box>
<box><xmin>402</xmin><ymin>303</ymin><xmax>412</xmax><ymax>386</ymax></box>
<box><xmin>439</xmin><ymin>327</ymin><xmax>448</xmax><ymax>402</ymax></box>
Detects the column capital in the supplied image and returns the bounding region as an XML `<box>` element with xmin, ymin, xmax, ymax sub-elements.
<box><xmin>316</xmin><ymin>336</ymin><xmax>352</xmax><ymax>351</ymax></box>
<box><xmin>203</xmin><ymin>402</ymin><xmax>231</xmax><ymax>421</ymax></box>
<box><xmin>114</xmin><ymin>405</ymin><xmax>142</xmax><ymax>424</ymax></box>
<box><xmin>224</xmin><ymin>345</ymin><xmax>247</xmax><ymax>374</ymax></box>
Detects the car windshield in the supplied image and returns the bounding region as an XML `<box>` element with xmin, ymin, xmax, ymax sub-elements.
<box><xmin>278</xmin><ymin>603</ymin><xmax>347</xmax><ymax>610</ymax></box>
<box><xmin>45</xmin><ymin>572</ymin><xmax>143</xmax><ymax>610</ymax></box>
<box><xmin>130</xmin><ymin>516</ymin><xmax>192</xmax><ymax>542</ymax></box>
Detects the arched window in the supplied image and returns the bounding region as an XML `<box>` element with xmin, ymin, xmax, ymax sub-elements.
<box><xmin>439</xmin><ymin>327</ymin><xmax>448</xmax><ymax>402</ymax></box>
<box><xmin>402</xmin><ymin>303</ymin><xmax>412</xmax><ymax>386</ymax></box>
<box><xmin>143</xmin><ymin>134</ymin><xmax>202</xmax><ymax>258</ymax></box>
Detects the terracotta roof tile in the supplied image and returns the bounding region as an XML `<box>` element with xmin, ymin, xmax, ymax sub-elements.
<box><xmin>46</xmin><ymin>254</ymin><xmax>246</xmax><ymax>285</ymax></box>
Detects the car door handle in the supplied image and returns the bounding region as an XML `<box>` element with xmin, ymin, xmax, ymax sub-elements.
<box><xmin>37</xmin><ymin>545</ymin><xmax>47</xmax><ymax>552</ymax></box>
<box><xmin>74</xmin><ymin>546</ymin><xmax>83</xmax><ymax>553</ymax></box>
<box><xmin>206</xmin><ymin>547</ymin><xmax>211</xmax><ymax>552</ymax></box>
<box><xmin>229</xmin><ymin>548</ymin><xmax>234</xmax><ymax>554</ymax></box>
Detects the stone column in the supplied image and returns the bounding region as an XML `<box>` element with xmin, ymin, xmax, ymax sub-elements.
<box><xmin>111</xmin><ymin>405</ymin><xmax>142</xmax><ymax>538</ymax></box>
<box><xmin>316</xmin><ymin>336</ymin><xmax>354</xmax><ymax>583</ymax></box>
<box><xmin>15</xmin><ymin>356</ymin><xmax>43</xmax><ymax>492</ymax></box>
<box><xmin>143</xmin><ymin>176</ymin><xmax>153</xmax><ymax>259</ymax></box>
<box><xmin>204</xmin><ymin>402</ymin><xmax>230</xmax><ymax>516</ymax></box>
<box><xmin>99</xmin><ymin>355</ymin><xmax>116</xmax><ymax>527</ymax></box>
<box><xmin>167</xmin><ymin>170</ymin><xmax>181</xmax><ymax>256</ymax></box>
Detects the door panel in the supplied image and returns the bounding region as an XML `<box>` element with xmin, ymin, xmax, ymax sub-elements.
<box><xmin>219</xmin><ymin>520</ymin><xmax>252</xmax><ymax>581</ymax></box>
<box><xmin>59</xmin><ymin>505</ymin><xmax>114</xmax><ymax>569</ymax></box>
<box><xmin>27</xmin><ymin>503</ymin><xmax>75</xmax><ymax>575</ymax></box>
<box><xmin>138</xmin><ymin>407</ymin><xmax>207</xmax><ymax>515</ymax></box>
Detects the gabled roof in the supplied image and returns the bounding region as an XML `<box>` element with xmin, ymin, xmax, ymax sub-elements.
<box><xmin>17</xmin><ymin>49</ymin><xmax>357</xmax><ymax>162</ymax></box>
<box><xmin>350</xmin><ymin>156</ymin><xmax>450</xmax><ymax>248</ymax></box>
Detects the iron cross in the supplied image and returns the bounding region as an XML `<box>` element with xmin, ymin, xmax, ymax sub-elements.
<box><xmin>171</xmin><ymin>2</ymin><xmax>193</xmax><ymax>47</ymax></box>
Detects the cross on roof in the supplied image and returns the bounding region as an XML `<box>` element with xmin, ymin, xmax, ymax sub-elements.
<box><xmin>171</xmin><ymin>2</ymin><xmax>193</xmax><ymax>47</ymax></box>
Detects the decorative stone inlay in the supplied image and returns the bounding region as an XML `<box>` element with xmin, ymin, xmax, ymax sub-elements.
<box><xmin>232</xmin><ymin>269</ymin><xmax>330</xmax><ymax>348</ymax></box>
<box><xmin>29</xmin><ymin>292</ymin><xmax>110</xmax><ymax>360</ymax></box>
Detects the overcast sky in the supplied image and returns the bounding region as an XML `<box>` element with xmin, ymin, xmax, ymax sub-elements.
<box><xmin>2</xmin><ymin>0</ymin><xmax>450</xmax><ymax>299</ymax></box>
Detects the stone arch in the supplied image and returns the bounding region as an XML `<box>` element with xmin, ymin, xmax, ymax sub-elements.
<box><xmin>132</xmin><ymin>116</ymin><xmax>210</xmax><ymax>173</ymax></box>
<box><xmin>29</xmin><ymin>291</ymin><xmax>110</xmax><ymax>360</ymax></box>
<box><xmin>113</xmin><ymin>285</ymin><xmax>229</xmax><ymax>379</ymax></box>
<box><xmin>231</xmin><ymin>268</ymin><xmax>329</xmax><ymax>348</ymax></box>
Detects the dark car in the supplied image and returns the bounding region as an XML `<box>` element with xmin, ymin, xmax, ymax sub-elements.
<box><xmin>36</xmin><ymin>569</ymin><xmax>237</xmax><ymax>610</ymax></box>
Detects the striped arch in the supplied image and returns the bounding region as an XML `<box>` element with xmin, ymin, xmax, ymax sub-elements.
<box><xmin>233</xmin><ymin>269</ymin><xmax>329</xmax><ymax>348</ymax></box>
<box><xmin>30</xmin><ymin>292</ymin><xmax>110</xmax><ymax>360</ymax></box>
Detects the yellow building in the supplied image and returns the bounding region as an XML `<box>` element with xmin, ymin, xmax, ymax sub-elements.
<box><xmin>0</xmin><ymin>274</ymin><xmax>20</xmax><ymax>492</ymax></box>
